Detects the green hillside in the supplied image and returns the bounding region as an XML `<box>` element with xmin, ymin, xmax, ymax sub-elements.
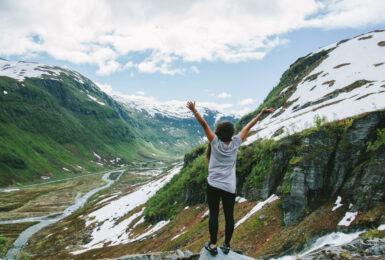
<box><xmin>0</xmin><ymin>73</ymin><xmax>164</xmax><ymax>187</ymax></box>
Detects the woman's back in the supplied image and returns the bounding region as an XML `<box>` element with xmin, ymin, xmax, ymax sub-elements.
<box><xmin>208</xmin><ymin>135</ymin><xmax>242</xmax><ymax>194</ymax></box>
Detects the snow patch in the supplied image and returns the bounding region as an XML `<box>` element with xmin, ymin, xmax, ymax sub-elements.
<box><xmin>132</xmin><ymin>220</ymin><xmax>170</xmax><ymax>241</ymax></box>
<box><xmin>96</xmin><ymin>194</ymin><xmax>120</xmax><ymax>205</ymax></box>
<box><xmin>0</xmin><ymin>60</ymin><xmax>85</xmax><ymax>84</ymax></box>
<box><xmin>276</xmin><ymin>231</ymin><xmax>364</xmax><ymax>260</ymax></box>
<box><xmin>71</xmin><ymin>165</ymin><xmax>182</xmax><ymax>254</ymax></box>
<box><xmin>202</xmin><ymin>209</ymin><xmax>209</xmax><ymax>218</ymax></box>
<box><xmin>338</xmin><ymin>212</ymin><xmax>358</xmax><ymax>226</ymax></box>
<box><xmin>332</xmin><ymin>196</ymin><xmax>343</xmax><ymax>211</ymax></box>
<box><xmin>236</xmin><ymin>196</ymin><xmax>247</xmax><ymax>203</ymax></box>
<box><xmin>132</xmin><ymin>216</ymin><xmax>145</xmax><ymax>229</ymax></box>
<box><xmin>378</xmin><ymin>224</ymin><xmax>385</xmax><ymax>231</ymax></box>
<box><xmin>131</xmin><ymin>168</ymin><xmax>164</xmax><ymax>176</ymax></box>
<box><xmin>112</xmin><ymin>94</ymin><xmax>239</xmax><ymax>120</ymax></box>
<box><xmin>235</xmin><ymin>194</ymin><xmax>279</xmax><ymax>228</ymax></box>
<box><xmin>0</xmin><ymin>188</ymin><xmax>20</xmax><ymax>193</ymax></box>
<box><xmin>171</xmin><ymin>230</ymin><xmax>187</xmax><ymax>240</ymax></box>
<box><xmin>87</xmin><ymin>94</ymin><xmax>105</xmax><ymax>106</ymax></box>
<box><xmin>93</xmin><ymin>152</ymin><xmax>101</xmax><ymax>160</ymax></box>
<box><xmin>244</xmin><ymin>30</ymin><xmax>385</xmax><ymax>144</ymax></box>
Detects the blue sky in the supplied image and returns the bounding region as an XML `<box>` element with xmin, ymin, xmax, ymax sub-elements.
<box><xmin>1</xmin><ymin>0</ymin><xmax>385</xmax><ymax>115</ymax></box>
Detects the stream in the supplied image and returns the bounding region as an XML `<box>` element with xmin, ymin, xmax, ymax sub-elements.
<box><xmin>1</xmin><ymin>169</ymin><xmax>125</xmax><ymax>259</ymax></box>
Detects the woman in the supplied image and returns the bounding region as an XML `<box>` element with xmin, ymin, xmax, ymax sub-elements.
<box><xmin>186</xmin><ymin>101</ymin><xmax>274</xmax><ymax>256</ymax></box>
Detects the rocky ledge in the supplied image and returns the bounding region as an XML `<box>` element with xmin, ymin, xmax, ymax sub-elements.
<box><xmin>307</xmin><ymin>237</ymin><xmax>385</xmax><ymax>259</ymax></box>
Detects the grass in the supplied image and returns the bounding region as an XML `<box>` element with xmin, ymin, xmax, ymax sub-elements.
<box><xmin>0</xmin><ymin>171</ymin><xmax>107</xmax><ymax>221</ymax></box>
<box><xmin>0</xmin><ymin>222</ymin><xmax>39</xmax><ymax>257</ymax></box>
<box><xmin>18</xmin><ymin>166</ymin><xmax>159</xmax><ymax>259</ymax></box>
<box><xmin>0</xmin><ymin>75</ymin><xmax>177</xmax><ymax>187</ymax></box>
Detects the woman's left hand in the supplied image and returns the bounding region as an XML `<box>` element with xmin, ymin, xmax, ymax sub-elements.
<box><xmin>261</xmin><ymin>107</ymin><xmax>275</xmax><ymax>114</ymax></box>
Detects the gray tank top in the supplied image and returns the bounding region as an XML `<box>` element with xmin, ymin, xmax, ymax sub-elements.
<box><xmin>207</xmin><ymin>135</ymin><xmax>242</xmax><ymax>194</ymax></box>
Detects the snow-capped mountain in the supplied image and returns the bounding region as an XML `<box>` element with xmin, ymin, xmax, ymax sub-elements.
<box><xmin>0</xmin><ymin>58</ymin><xmax>239</xmax><ymax>161</ymax></box>
<box><xmin>112</xmin><ymin>94</ymin><xmax>239</xmax><ymax>122</ymax></box>
<box><xmin>244</xmin><ymin>29</ymin><xmax>385</xmax><ymax>145</ymax></box>
<box><xmin>0</xmin><ymin>59</ymin><xmax>86</xmax><ymax>84</ymax></box>
<box><xmin>111</xmin><ymin>93</ymin><xmax>239</xmax><ymax>154</ymax></box>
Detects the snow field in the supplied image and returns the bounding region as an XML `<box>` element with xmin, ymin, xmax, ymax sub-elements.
<box><xmin>71</xmin><ymin>165</ymin><xmax>182</xmax><ymax>255</ymax></box>
<box><xmin>244</xmin><ymin>30</ymin><xmax>385</xmax><ymax>145</ymax></box>
<box><xmin>0</xmin><ymin>60</ymin><xmax>85</xmax><ymax>84</ymax></box>
<box><xmin>235</xmin><ymin>194</ymin><xmax>279</xmax><ymax>228</ymax></box>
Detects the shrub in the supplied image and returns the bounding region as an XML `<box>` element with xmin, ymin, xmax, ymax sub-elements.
<box><xmin>367</xmin><ymin>128</ymin><xmax>385</xmax><ymax>152</ymax></box>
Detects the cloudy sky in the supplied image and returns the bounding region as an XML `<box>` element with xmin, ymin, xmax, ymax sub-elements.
<box><xmin>1</xmin><ymin>0</ymin><xmax>385</xmax><ymax>115</ymax></box>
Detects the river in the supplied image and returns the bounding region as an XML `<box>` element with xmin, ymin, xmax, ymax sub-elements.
<box><xmin>1</xmin><ymin>169</ymin><xmax>124</xmax><ymax>259</ymax></box>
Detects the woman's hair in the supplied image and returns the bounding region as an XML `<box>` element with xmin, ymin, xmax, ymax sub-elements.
<box><xmin>206</xmin><ymin>121</ymin><xmax>234</xmax><ymax>161</ymax></box>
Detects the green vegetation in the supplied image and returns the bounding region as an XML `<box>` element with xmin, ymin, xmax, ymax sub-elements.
<box><xmin>243</xmin><ymin>140</ymin><xmax>278</xmax><ymax>189</ymax></box>
<box><xmin>277</xmin><ymin>171</ymin><xmax>292</xmax><ymax>195</ymax></box>
<box><xmin>0</xmin><ymin>222</ymin><xmax>38</xmax><ymax>258</ymax></box>
<box><xmin>0</xmin><ymin>75</ymin><xmax>166</xmax><ymax>186</ymax></box>
<box><xmin>0</xmin><ymin>236</ymin><xmax>7</xmax><ymax>256</ymax></box>
<box><xmin>235</xmin><ymin>50</ymin><xmax>329</xmax><ymax>132</ymax></box>
<box><xmin>145</xmin><ymin>113</ymin><xmax>364</xmax><ymax>224</ymax></box>
<box><xmin>0</xmin><ymin>67</ymin><xmax>236</xmax><ymax>186</ymax></box>
<box><xmin>367</xmin><ymin>128</ymin><xmax>385</xmax><ymax>152</ymax></box>
<box><xmin>361</xmin><ymin>227</ymin><xmax>385</xmax><ymax>239</ymax></box>
<box><xmin>314</xmin><ymin>115</ymin><xmax>327</xmax><ymax>128</ymax></box>
<box><xmin>144</xmin><ymin>151</ymin><xmax>208</xmax><ymax>223</ymax></box>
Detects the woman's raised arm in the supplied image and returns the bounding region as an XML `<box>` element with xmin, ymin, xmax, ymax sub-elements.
<box><xmin>238</xmin><ymin>107</ymin><xmax>275</xmax><ymax>141</ymax></box>
<box><xmin>186</xmin><ymin>101</ymin><xmax>215</xmax><ymax>142</ymax></box>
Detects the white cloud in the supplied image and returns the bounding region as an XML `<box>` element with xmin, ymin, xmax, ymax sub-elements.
<box><xmin>232</xmin><ymin>107</ymin><xmax>252</xmax><ymax>116</ymax></box>
<box><xmin>98</xmin><ymin>86</ymin><xmax>235</xmax><ymax>115</ymax></box>
<box><xmin>191</xmin><ymin>65</ymin><xmax>200</xmax><ymax>74</ymax></box>
<box><xmin>1</xmin><ymin>0</ymin><xmax>384</xmax><ymax>75</ymax></box>
<box><xmin>239</xmin><ymin>98</ymin><xmax>254</xmax><ymax>105</ymax></box>
<box><xmin>136</xmin><ymin>91</ymin><xmax>145</xmax><ymax>95</ymax></box>
<box><xmin>216</xmin><ymin>92</ymin><xmax>232</xmax><ymax>98</ymax></box>
<box><xmin>95</xmin><ymin>82</ymin><xmax>113</xmax><ymax>95</ymax></box>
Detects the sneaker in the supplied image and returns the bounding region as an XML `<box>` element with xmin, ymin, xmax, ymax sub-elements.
<box><xmin>220</xmin><ymin>243</ymin><xmax>230</xmax><ymax>254</ymax></box>
<box><xmin>205</xmin><ymin>242</ymin><xmax>218</xmax><ymax>256</ymax></box>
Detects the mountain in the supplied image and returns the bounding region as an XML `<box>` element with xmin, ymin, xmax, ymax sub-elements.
<box><xmin>96</xmin><ymin>29</ymin><xmax>383</xmax><ymax>258</ymax></box>
<box><xmin>4</xmin><ymin>29</ymin><xmax>385</xmax><ymax>259</ymax></box>
<box><xmin>0</xmin><ymin>59</ymin><xmax>155</xmax><ymax>186</ymax></box>
<box><xmin>111</xmin><ymin>94</ymin><xmax>239</xmax><ymax>155</ymax></box>
<box><xmin>235</xmin><ymin>29</ymin><xmax>385</xmax><ymax>139</ymax></box>
<box><xmin>0</xmin><ymin>59</ymin><xmax>238</xmax><ymax>187</ymax></box>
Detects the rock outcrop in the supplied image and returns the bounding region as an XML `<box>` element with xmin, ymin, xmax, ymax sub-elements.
<box><xmin>307</xmin><ymin>237</ymin><xmax>385</xmax><ymax>259</ymax></box>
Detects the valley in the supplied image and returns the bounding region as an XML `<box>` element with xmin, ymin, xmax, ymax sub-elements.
<box><xmin>0</xmin><ymin>29</ymin><xmax>384</xmax><ymax>259</ymax></box>
<box><xmin>0</xmin><ymin>161</ymin><xmax>175</xmax><ymax>258</ymax></box>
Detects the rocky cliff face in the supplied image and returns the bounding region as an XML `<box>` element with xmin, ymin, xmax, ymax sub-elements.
<box><xmin>175</xmin><ymin>110</ymin><xmax>385</xmax><ymax>228</ymax></box>
<box><xmin>281</xmin><ymin>111</ymin><xmax>385</xmax><ymax>225</ymax></box>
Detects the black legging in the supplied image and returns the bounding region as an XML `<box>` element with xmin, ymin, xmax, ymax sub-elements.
<box><xmin>207</xmin><ymin>182</ymin><xmax>236</xmax><ymax>246</ymax></box>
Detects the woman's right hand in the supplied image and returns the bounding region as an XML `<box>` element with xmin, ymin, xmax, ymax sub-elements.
<box><xmin>186</xmin><ymin>101</ymin><xmax>197</xmax><ymax>113</ymax></box>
